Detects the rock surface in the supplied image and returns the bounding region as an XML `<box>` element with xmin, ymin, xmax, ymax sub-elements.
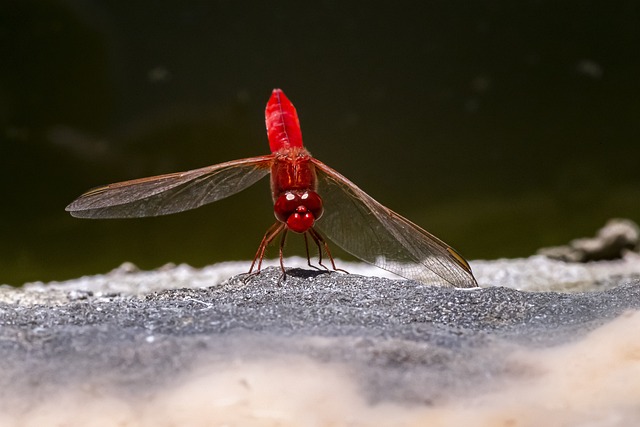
<box><xmin>538</xmin><ymin>218</ymin><xmax>640</xmax><ymax>262</ymax></box>
<box><xmin>1</xmin><ymin>255</ymin><xmax>640</xmax><ymax>426</ymax></box>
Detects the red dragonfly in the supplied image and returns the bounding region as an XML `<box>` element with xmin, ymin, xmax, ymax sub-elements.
<box><xmin>66</xmin><ymin>89</ymin><xmax>477</xmax><ymax>287</ymax></box>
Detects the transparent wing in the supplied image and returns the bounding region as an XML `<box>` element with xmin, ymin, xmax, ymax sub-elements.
<box><xmin>66</xmin><ymin>155</ymin><xmax>274</xmax><ymax>218</ymax></box>
<box><xmin>312</xmin><ymin>158</ymin><xmax>477</xmax><ymax>288</ymax></box>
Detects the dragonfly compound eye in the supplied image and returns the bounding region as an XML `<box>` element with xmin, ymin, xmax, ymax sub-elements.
<box><xmin>299</xmin><ymin>191</ymin><xmax>323</xmax><ymax>220</ymax></box>
<box><xmin>274</xmin><ymin>191</ymin><xmax>324</xmax><ymax>232</ymax></box>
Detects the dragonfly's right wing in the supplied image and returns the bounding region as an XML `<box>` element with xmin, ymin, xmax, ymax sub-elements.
<box><xmin>312</xmin><ymin>158</ymin><xmax>477</xmax><ymax>288</ymax></box>
<box><xmin>66</xmin><ymin>155</ymin><xmax>274</xmax><ymax>218</ymax></box>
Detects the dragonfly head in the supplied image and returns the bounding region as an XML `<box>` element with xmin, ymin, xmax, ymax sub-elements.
<box><xmin>274</xmin><ymin>190</ymin><xmax>324</xmax><ymax>233</ymax></box>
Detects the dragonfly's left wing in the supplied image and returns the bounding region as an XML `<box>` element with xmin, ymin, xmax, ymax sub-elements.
<box><xmin>312</xmin><ymin>158</ymin><xmax>477</xmax><ymax>288</ymax></box>
<box><xmin>66</xmin><ymin>155</ymin><xmax>274</xmax><ymax>218</ymax></box>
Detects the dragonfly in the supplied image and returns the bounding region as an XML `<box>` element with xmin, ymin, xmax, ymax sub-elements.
<box><xmin>66</xmin><ymin>89</ymin><xmax>477</xmax><ymax>287</ymax></box>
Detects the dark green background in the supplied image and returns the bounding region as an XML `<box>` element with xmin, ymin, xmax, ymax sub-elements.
<box><xmin>2</xmin><ymin>1</ymin><xmax>639</xmax><ymax>286</ymax></box>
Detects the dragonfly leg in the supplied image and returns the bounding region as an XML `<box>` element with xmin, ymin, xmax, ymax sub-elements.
<box><xmin>303</xmin><ymin>232</ymin><xmax>325</xmax><ymax>271</ymax></box>
<box><xmin>277</xmin><ymin>228</ymin><xmax>290</xmax><ymax>285</ymax></box>
<box><xmin>248</xmin><ymin>221</ymin><xmax>286</xmax><ymax>276</ymax></box>
<box><xmin>309</xmin><ymin>228</ymin><xmax>349</xmax><ymax>274</ymax></box>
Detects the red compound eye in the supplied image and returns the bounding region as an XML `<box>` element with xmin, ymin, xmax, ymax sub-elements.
<box><xmin>273</xmin><ymin>191</ymin><xmax>324</xmax><ymax>233</ymax></box>
<box><xmin>274</xmin><ymin>192</ymin><xmax>299</xmax><ymax>223</ymax></box>
<box><xmin>300</xmin><ymin>191</ymin><xmax>323</xmax><ymax>220</ymax></box>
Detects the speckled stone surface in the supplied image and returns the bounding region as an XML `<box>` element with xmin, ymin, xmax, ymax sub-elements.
<box><xmin>1</xmin><ymin>258</ymin><xmax>640</xmax><ymax>411</ymax></box>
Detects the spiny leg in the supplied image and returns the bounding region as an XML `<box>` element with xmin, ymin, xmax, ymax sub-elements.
<box><xmin>277</xmin><ymin>227</ymin><xmax>289</xmax><ymax>284</ymax></box>
<box><xmin>303</xmin><ymin>232</ymin><xmax>325</xmax><ymax>271</ymax></box>
<box><xmin>248</xmin><ymin>221</ymin><xmax>286</xmax><ymax>276</ymax></box>
<box><xmin>309</xmin><ymin>227</ymin><xmax>349</xmax><ymax>274</ymax></box>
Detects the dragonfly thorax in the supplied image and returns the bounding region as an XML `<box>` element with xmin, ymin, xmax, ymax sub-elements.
<box><xmin>274</xmin><ymin>190</ymin><xmax>324</xmax><ymax>233</ymax></box>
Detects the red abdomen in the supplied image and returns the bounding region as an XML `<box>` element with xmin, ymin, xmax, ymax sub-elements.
<box><xmin>265</xmin><ymin>89</ymin><xmax>304</xmax><ymax>153</ymax></box>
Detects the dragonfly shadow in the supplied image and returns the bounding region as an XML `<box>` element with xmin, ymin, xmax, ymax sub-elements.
<box><xmin>284</xmin><ymin>267</ymin><xmax>328</xmax><ymax>280</ymax></box>
<box><xmin>233</xmin><ymin>267</ymin><xmax>329</xmax><ymax>287</ymax></box>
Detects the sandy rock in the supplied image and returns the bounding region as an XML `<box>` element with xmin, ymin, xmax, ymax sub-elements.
<box><xmin>538</xmin><ymin>218</ymin><xmax>640</xmax><ymax>262</ymax></box>
<box><xmin>1</xmin><ymin>254</ymin><xmax>640</xmax><ymax>426</ymax></box>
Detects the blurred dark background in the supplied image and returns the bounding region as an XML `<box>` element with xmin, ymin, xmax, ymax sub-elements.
<box><xmin>1</xmin><ymin>1</ymin><xmax>639</xmax><ymax>286</ymax></box>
